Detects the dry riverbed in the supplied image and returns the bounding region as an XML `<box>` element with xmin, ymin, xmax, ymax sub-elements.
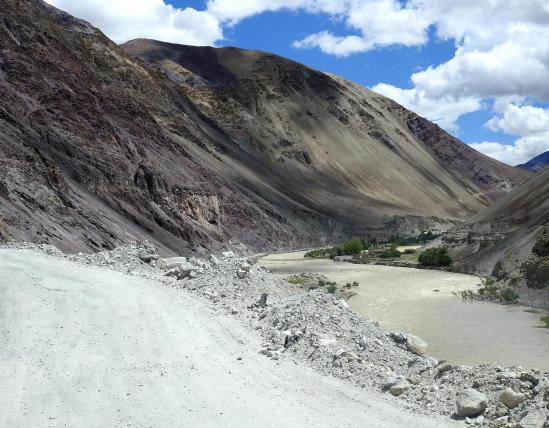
<box><xmin>259</xmin><ymin>251</ymin><xmax>549</xmax><ymax>371</ymax></box>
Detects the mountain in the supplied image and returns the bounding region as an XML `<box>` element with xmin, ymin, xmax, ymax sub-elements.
<box><xmin>441</xmin><ymin>167</ymin><xmax>549</xmax><ymax>300</ymax></box>
<box><xmin>516</xmin><ymin>151</ymin><xmax>549</xmax><ymax>172</ymax></box>
<box><xmin>0</xmin><ymin>0</ymin><xmax>530</xmax><ymax>254</ymax></box>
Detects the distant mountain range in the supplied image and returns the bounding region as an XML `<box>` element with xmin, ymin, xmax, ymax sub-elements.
<box><xmin>516</xmin><ymin>151</ymin><xmax>549</xmax><ymax>172</ymax></box>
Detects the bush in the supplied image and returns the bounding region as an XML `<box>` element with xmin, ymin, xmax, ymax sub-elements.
<box><xmin>541</xmin><ymin>316</ymin><xmax>549</xmax><ymax>328</ymax></box>
<box><xmin>327</xmin><ymin>284</ymin><xmax>337</xmax><ymax>294</ymax></box>
<box><xmin>404</xmin><ymin>249</ymin><xmax>416</xmax><ymax>255</ymax></box>
<box><xmin>379</xmin><ymin>248</ymin><xmax>401</xmax><ymax>259</ymax></box>
<box><xmin>500</xmin><ymin>287</ymin><xmax>519</xmax><ymax>303</ymax></box>
<box><xmin>352</xmin><ymin>281</ymin><xmax>359</xmax><ymax>287</ymax></box>
<box><xmin>418</xmin><ymin>247</ymin><xmax>452</xmax><ymax>267</ymax></box>
<box><xmin>287</xmin><ymin>275</ymin><xmax>306</xmax><ymax>285</ymax></box>
<box><xmin>305</xmin><ymin>238</ymin><xmax>367</xmax><ymax>259</ymax></box>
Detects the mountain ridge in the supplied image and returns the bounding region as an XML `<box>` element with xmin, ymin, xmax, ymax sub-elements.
<box><xmin>0</xmin><ymin>0</ymin><xmax>530</xmax><ymax>254</ymax></box>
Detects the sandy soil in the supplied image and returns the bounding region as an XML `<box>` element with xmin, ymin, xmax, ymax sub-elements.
<box><xmin>0</xmin><ymin>249</ymin><xmax>456</xmax><ymax>427</ymax></box>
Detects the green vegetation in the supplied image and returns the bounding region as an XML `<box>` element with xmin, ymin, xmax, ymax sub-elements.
<box><xmin>344</xmin><ymin>281</ymin><xmax>359</xmax><ymax>289</ymax></box>
<box><xmin>541</xmin><ymin>316</ymin><xmax>549</xmax><ymax>328</ymax></box>
<box><xmin>327</xmin><ymin>284</ymin><xmax>337</xmax><ymax>294</ymax></box>
<box><xmin>305</xmin><ymin>238</ymin><xmax>366</xmax><ymax>259</ymax></box>
<box><xmin>404</xmin><ymin>249</ymin><xmax>416</xmax><ymax>255</ymax></box>
<box><xmin>317</xmin><ymin>278</ymin><xmax>336</xmax><ymax>287</ymax></box>
<box><xmin>388</xmin><ymin>231</ymin><xmax>441</xmax><ymax>246</ymax></box>
<box><xmin>418</xmin><ymin>247</ymin><xmax>452</xmax><ymax>267</ymax></box>
<box><xmin>379</xmin><ymin>247</ymin><xmax>401</xmax><ymax>259</ymax></box>
<box><xmin>461</xmin><ymin>277</ymin><xmax>520</xmax><ymax>304</ymax></box>
<box><xmin>287</xmin><ymin>275</ymin><xmax>307</xmax><ymax>285</ymax></box>
<box><xmin>500</xmin><ymin>287</ymin><xmax>520</xmax><ymax>303</ymax></box>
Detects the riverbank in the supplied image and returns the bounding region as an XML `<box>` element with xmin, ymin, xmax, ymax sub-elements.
<box><xmin>259</xmin><ymin>251</ymin><xmax>549</xmax><ymax>370</ymax></box>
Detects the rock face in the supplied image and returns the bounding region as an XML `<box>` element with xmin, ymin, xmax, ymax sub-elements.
<box><xmin>0</xmin><ymin>0</ymin><xmax>530</xmax><ymax>254</ymax></box>
<box><xmin>442</xmin><ymin>166</ymin><xmax>549</xmax><ymax>303</ymax></box>
<box><xmin>455</xmin><ymin>388</ymin><xmax>488</xmax><ymax>417</ymax></box>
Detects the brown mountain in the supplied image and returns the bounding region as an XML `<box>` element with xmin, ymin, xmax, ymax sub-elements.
<box><xmin>0</xmin><ymin>0</ymin><xmax>530</xmax><ymax>254</ymax></box>
<box><xmin>442</xmin><ymin>166</ymin><xmax>549</xmax><ymax>300</ymax></box>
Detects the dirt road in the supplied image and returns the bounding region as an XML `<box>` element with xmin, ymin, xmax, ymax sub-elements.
<box><xmin>0</xmin><ymin>249</ymin><xmax>455</xmax><ymax>427</ymax></box>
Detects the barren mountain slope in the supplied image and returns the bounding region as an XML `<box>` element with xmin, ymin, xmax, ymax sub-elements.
<box><xmin>0</xmin><ymin>0</ymin><xmax>529</xmax><ymax>254</ymax></box>
<box><xmin>122</xmin><ymin>40</ymin><xmax>530</xmax><ymax>232</ymax></box>
<box><xmin>442</xmin><ymin>167</ymin><xmax>549</xmax><ymax>297</ymax></box>
<box><xmin>517</xmin><ymin>151</ymin><xmax>549</xmax><ymax>172</ymax></box>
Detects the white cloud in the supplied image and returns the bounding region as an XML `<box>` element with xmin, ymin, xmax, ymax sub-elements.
<box><xmin>470</xmin><ymin>136</ymin><xmax>549</xmax><ymax>166</ymax></box>
<box><xmin>371</xmin><ymin>84</ymin><xmax>481</xmax><ymax>132</ymax></box>
<box><xmin>471</xmin><ymin>104</ymin><xmax>549</xmax><ymax>165</ymax></box>
<box><xmin>485</xmin><ymin>104</ymin><xmax>549</xmax><ymax>136</ymax></box>
<box><xmin>45</xmin><ymin>0</ymin><xmax>223</xmax><ymax>45</ymax></box>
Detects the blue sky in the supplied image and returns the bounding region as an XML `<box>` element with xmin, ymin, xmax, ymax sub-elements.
<box><xmin>46</xmin><ymin>0</ymin><xmax>549</xmax><ymax>165</ymax></box>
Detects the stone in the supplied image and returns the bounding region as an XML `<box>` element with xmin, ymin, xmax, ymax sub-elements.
<box><xmin>390</xmin><ymin>381</ymin><xmax>410</xmax><ymax>396</ymax></box>
<box><xmin>240</xmin><ymin>262</ymin><xmax>253</xmax><ymax>272</ymax></box>
<box><xmin>499</xmin><ymin>388</ymin><xmax>528</xmax><ymax>409</ymax></box>
<box><xmin>338</xmin><ymin>299</ymin><xmax>350</xmax><ymax>310</ymax></box>
<box><xmin>406</xmin><ymin>334</ymin><xmax>428</xmax><ymax>355</ymax></box>
<box><xmin>236</xmin><ymin>269</ymin><xmax>248</xmax><ymax>279</ymax></box>
<box><xmin>517</xmin><ymin>409</ymin><xmax>548</xmax><ymax>428</ymax></box>
<box><xmin>208</xmin><ymin>254</ymin><xmax>220</xmax><ymax>267</ymax></box>
<box><xmin>222</xmin><ymin>251</ymin><xmax>235</xmax><ymax>258</ymax></box>
<box><xmin>455</xmin><ymin>388</ymin><xmax>488</xmax><ymax>417</ymax></box>
<box><xmin>165</xmin><ymin>261</ymin><xmax>199</xmax><ymax>279</ymax></box>
<box><xmin>161</xmin><ymin>257</ymin><xmax>188</xmax><ymax>270</ymax></box>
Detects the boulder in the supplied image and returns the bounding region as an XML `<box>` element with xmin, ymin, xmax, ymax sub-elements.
<box><xmin>390</xmin><ymin>381</ymin><xmax>410</xmax><ymax>396</ymax></box>
<box><xmin>161</xmin><ymin>257</ymin><xmax>187</xmax><ymax>270</ymax></box>
<box><xmin>499</xmin><ymin>387</ymin><xmax>527</xmax><ymax>409</ymax></box>
<box><xmin>518</xmin><ymin>409</ymin><xmax>548</xmax><ymax>428</ymax></box>
<box><xmin>165</xmin><ymin>261</ymin><xmax>198</xmax><ymax>279</ymax></box>
<box><xmin>319</xmin><ymin>337</ymin><xmax>338</xmax><ymax>349</ymax></box>
<box><xmin>406</xmin><ymin>334</ymin><xmax>428</xmax><ymax>355</ymax></box>
<box><xmin>209</xmin><ymin>254</ymin><xmax>220</xmax><ymax>267</ymax></box>
<box><xmin>222</xmin><ymin>251</ymin><xmax>235</xmax><ymax>258</ymax></box>
<box><xmin>455</xmin><ymin>388</ymin><xmax>488</xmax><ymax>417</ymax></box>
<box><xmin>240</xmin><ymin>262</ymin><xmax>253</xmax><ymax>272</ymax></box>
<box><xmin>236</xmin><ymin>269</ymin><xmax>248</xmax><ymax>279</ymax></box>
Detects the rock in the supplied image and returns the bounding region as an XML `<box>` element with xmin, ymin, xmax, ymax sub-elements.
<box><xmin>358</xmin><ymin>336</ymin><xmax>368</xmax><ymax>349</ymax></box>
<box><xmin>436</xmin><ymin>362</ymin><xmax>453</xmax><ymax>378</ymax></box>
<box><xmin>319</xmin><ymin>337</ymin><xmax>338</xmax><ymax>349</ymax></box>
<box><xmin>257</xmin><ymin>293</ymin><xmax>268</xmax><ymax>308</ymax></box>
<box><xmin>161</xmin><ymin>257</ymin><xmax>188</xmax><ymax>270</ymax></box>
<box><xmin>390</xmin><ymin>381</ymin><xmax>410</xmax><ymax>396</ymax></box>
<box><xmin>517</xmin><ymin>409</ymin><xmax>548</xmax><ymax>428</ymax></box>
<box><xmin>407</xmin><ymin>374</ymin><xmax>421</xmax><ymax>385</ymax></box>
<box><xmin>222</xmin><ymin>251</ymin><xmax>235</xmax><ymax>258</ymax></box>
<box><xmin>382</xmin><ymin>376</ymin><xmax>399</xmax><ymax>390</ymax></box>
<box><xmin>240</xmin><ymin>262</ymin><xmax>253</xmax><ymax>272</ymax></box>
<box><xmin>390</xmin><ymin>332</ymin><xmax>407</xmax><ymax>345</ymax></box>
<box><xmin>208</xmin><ymin>254</ymin><xmax>220</xmax><ymax>267</ymax></box>
<box><xmin>338</xmin><ymin>299</ymin><xmax>350</xmax><ymax>310</ymax></box>
<box><xmin>406</xmin><ymin>334</ymin><xmax>428</xmax><ymax>355</ymax></box>
<box><xmin>499</xmin><ymin>388</ymin><xmax>528</xmax><ymax>409</ymax></box>
<box><xmin>139</xmin><ymin>253</ymin><xmax>158</xmax><ymax>263</ymax></box>
<box><xmin>455</xmin><ymin>388</ymin><xmax>488</xmax><ymax>417</ymax></box>
<box><xmin>236</xmin><ymin>269</ymin><xmax>248</xmax><ymax>279</ymax></box>
<box><xmin>165</xmin><ymin>261</ymin><xmax>199</xmax><ymax>279</ymax></box>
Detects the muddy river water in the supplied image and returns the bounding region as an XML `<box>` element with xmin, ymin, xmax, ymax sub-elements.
<box><xmin>259</xmin><ymin>251</ymin><xmax>549</xmax><ymax>371</ymax></box>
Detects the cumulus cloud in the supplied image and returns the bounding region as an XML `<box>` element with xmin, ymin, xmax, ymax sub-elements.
<box><xmin>470</xmin><ymin>104</ymin><xmax>549</xmax><ymax>165</ymax></box>
<box><xmin>45</xmin><ymin>0</ymin><xmax>223</xmax><ymax>45</ymax></box>
<box><xmin>371</xmin><ymin>84</ymin><xmax>481</xmax><ymax>132</ymax></box>
<box><xmin>470</xmin><ymin>136</ymin><xmax>549</xmax><ymax>166</ymax></box>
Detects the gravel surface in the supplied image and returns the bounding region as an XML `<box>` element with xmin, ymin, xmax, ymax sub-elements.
<box><xmin>1</xmin><ymin>242</ymin><xmax>548</xmax><ymax>428</ymax></box>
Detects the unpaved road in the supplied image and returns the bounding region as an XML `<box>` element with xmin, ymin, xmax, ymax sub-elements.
<box><xmin>0</xmin><ymin>249</ymin><xmax>454</xmax><ymax>427</ymax></box>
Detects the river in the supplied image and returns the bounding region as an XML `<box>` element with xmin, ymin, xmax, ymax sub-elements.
<box><xmin>259</xmin><ymin>251</ymin><xmax>549</xmax><ymax>371</ymax></box>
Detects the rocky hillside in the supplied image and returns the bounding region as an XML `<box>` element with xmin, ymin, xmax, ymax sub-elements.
<box><xmin>517</xmin><ymin>151</ymin><xmax>549</xmax><ymax>172</ymax></box>
<box><xmin>0</xmin><ymin>0</ymin><xmax>530</xmax><ymax>254</ymax></box>
<box><xmin>442</xmin><ymin>167</ymin><xmax>549</xmax><ymax>302</ymax></box>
